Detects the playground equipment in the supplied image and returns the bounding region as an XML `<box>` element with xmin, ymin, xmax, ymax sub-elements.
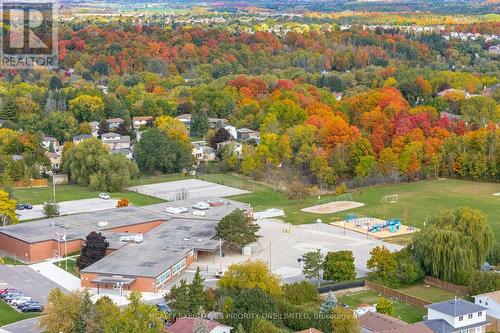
<box><xmin>315</xmin><ymin>193</ymin><xmax>353</xmax><ymax>206</ymax></box>
<box><xmin>382</xmin><ymin>194</ymin><xmax>399</xmax><ymax>203</ymax></box>
<box><xmin>368</xmin><ymin>219</ymin><xmax>401</xmax><ymax>233</ymax></box>
<box><xmin>345</xmin><ymin>213</ymin><xmax>358</xmax><ymax>223</ymax></box>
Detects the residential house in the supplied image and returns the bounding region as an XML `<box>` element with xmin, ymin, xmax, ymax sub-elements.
<box><xmin>101</xmin><ymin>133</ymin><xmax>131</xmax><ymax>150</ymax></box>
<box><xmin>89</xmin><ymin>121</ymin><xmax>100</xmax><ymax>137</ymax></box>
<box><xmin>176</xmin><ymin>114</ymin><xmax>192</xmax><ymax>129</ymax></box>
<box><xmin>106</xmin><ymin>118</ymin><xmax>125</xmax><ymax>130</ymax></box>
<box><xmin>437</xmin><ymin>88</ymin><xmax>480</xmax><ymax>99</ymax></box>
<box><xmin>358</xmin><ymin>311</ymin><xmax>408</xmax><ymax>333</ymax></box>
<box><xmin>224</xmin><ymin>125</ymin><xmax>237</xmax><ymax>140</ymax></box>
<box><xmin>294</xmin><ymin>329</ymin><xmax>324</xmax><ymax>333</ymax></box>
<box><xmin>111</xmin><ymin>148</ymin><xmax>134</xmax><ymax>160</ymax></box>
<box><xmin>42</xmin><ymin>136</ymin><xmax>61</xmax><ymax>153</ymax></box>
<box><xmin>73</xmin><ymin>134</ymin><xmax>92</xmax><ymax>145</ymax></box>
<box><xmin>216</xmin><ymin>141</ymin><xmax>243</xmax><ymax>156</ymax></box>
<box><xmin>166</xmin><ymin>317</ymin><xmax>232</xmax><ymax>333</ymax></box>
<box><xmin>475</xmin><ymin>291</ymin><xmax>500</xmax><ymax>328</ymax></box>
<box><xmin>192</xmin><ymin>141</ymin><xmax>216</xmax><ymax>163</ymax></box>
<box><xmin>488</xmin><ymin>45</ymin><xmax>500</xmax><ymax>56</ymax></box>
<box><xmin>424</xmin><ymin>299</ymin><xmax>489</xmax><ymax>333</ymax></box>
<box><xmin>46</xmin><ymin>152</ymin><xmax>61</xmax><ymax>171</ymax></box>
<box><xmin>208</xmin><ymin>117</ymin><xmax>228</xmax><ymax>129</ymax></box>
<box><xmin>236</xmin><ymin>128</ymin><xmax>259</xmax><ymax>142</ymax></box>
<box><xmin>132</xmin><ymin>116</ymin><xmax>153</xmax><ymax>129</ymax></box>
<box><xmin>440</xmin><ymin>112</ymin><xmax>462</xmax><ymax>121</ymax></box>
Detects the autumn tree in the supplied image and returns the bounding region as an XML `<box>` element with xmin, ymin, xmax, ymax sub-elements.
<box><xmin>217</xmin><ymin>260</ymin><xmax>282</xmax><ymax>298</ymax></box>
<box><xmin>69</xmin><ymin>95</ymin><xmax>105</xmax><ymax>122</ymax></box>
<box><xmin>76</xmin><ymin>231</ymin><xmax>109</xmax><ymax>270</ymax></box>
<box><xmin>376</xmin><ymin>297</ymin><xmax>394</xmax><ymax>316</ymax></box>
<box><xmin>216</xmin><ymin>209</ymin><xmax>260</xmax><ymax>247</ymax></box>
<box><xmin>367</xmin><ymin>246</ymin><xmax>398</xmax><ymax>284</ymax></box>
<box><xmin>323</xmin><ymin>251</ymin><xmax>356</xmax><ymax>283</ymax></box>
<box><xmin>0</xmin><ymin>189</ymin><xmax>18</xmax><ymax>227</ymax></box>
<box><xmin>302</xmin><ymin>249</ymin><xmax>324</xmax><ymax>287</ymax></box>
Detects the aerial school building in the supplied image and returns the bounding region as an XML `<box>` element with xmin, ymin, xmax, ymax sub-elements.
<box><xmin>0</xmin><ymin>198</ymin><xmax>251</xmax><ymax>293</ymax></box>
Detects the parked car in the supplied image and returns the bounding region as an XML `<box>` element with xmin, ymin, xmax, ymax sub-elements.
<box><xmin>156</xmin><ymin>303</ymin><xmax>171</xmax><ymax>313</ymax></box>
<box><xmin>21</xmin><ymin>303</ymin><xmax>44</xmax><ymax>312</ymax></box>
<box><xmin>0</xmin><ymin>288</ymin><xmax>19</xmax><ymax>295</ymax></box>
<box><xmin>18</xmin><ymin>301</ymin><xmax>41</xmax><ymax>310</ymax></box>
<box><xmin>11</xmin><ymin>297</ymin><xmax>32</xmax><ymax>306</ymax></box>
<box><xmin>15</xmin><ymin>204</ymin><xmax>33</xmax><ymax>210</ymax></box>
<box><xmin>4</xmin><ymin>293</ymin><xmax>23</xmax><ymax>302</ymax></box>
<box><xmin>0</xmin><ymin>290</ymin><xmax>21</xmax><ymax>299</ymax></box>
<box><xmin>215</xmin><ymin>269</ymin><xmax>227</xmax><ymax>279</ymax></box>
<box><xmin>99</xmin><ymin>193</ymin><xmax>111</xmax><ymax>200</ymax></box>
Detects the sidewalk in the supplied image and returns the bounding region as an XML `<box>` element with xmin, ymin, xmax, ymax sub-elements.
<box><xmin>29</xmin><ymin>258</ymin><xmax>81</xmax><ymax>292</ymax></box>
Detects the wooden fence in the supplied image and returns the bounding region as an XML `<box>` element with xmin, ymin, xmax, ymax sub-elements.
<box><xmin>424</xmin><ymin>276</ymin><xmax>468</xmax><ymax>295</ymax></box>
<box><xmin>365</xmin><ymin>280</ymin><xmax>431</xmax><ymax>307</ymax></box>
<box><xmin>11</xmin><ymin>179</ymin><xmax>48</xmax><ymax>188</ymax></box>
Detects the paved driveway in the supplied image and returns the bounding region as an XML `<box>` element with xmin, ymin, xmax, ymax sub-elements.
<box><xmin>0</xmin><ymin>265</ymin><xmax>68</xmax><ymax>305</ymax></box>
<box><xmin>17</xmin><ymin>198</ymin><xmax>119</xmax><ymax>221</ymax></box>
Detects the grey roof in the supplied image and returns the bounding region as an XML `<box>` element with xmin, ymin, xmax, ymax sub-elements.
<box><xmin>237</xmin><ymin>128</ymin><xmax>255</xmax><ymax>133</ymax></box>
<box><xmin>111</xmin><ymin>148</ymin><xmax>133</xmax><ymax>154</ymax></box>
<box><xmin>0</xmin><ymin>206</ymin><xmax>166</xmax><ymax>243</ymax></box>
<box><xmin>426</xmin><ymin>299</ymin><xmax>487</xmax><ymax>317</ymax></box>
<box><xmin>81</xmin><ymin>217</ymin><xmax>221</xmax><ymax>277</ymax></box>
<box><xmin>101</xmin><ymin>132</ymin><xmax>121</xmax><ymax>138</ymax></box>
<box><xmin>73</xmin><ymin>134</ymin><xmax>92</xmax><ymax>140</ymax></box>
<box><xmin>423</xmin><ymin>319</ymin><xmax>489</xmax><ymax>333</ymax></box>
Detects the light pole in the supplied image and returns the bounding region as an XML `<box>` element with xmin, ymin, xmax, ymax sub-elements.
<box><xmin>48</xmin><ymin>171</ymin><xmax>56</xmax><ymax>203</ymax></box>
<box><xmin>24</xmin><ymin>253</ymin><xmax>28</xmax><ymax>264</ymax></box>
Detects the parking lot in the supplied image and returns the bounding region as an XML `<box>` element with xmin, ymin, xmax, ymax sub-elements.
<box><xmin>17</xmin><ymin>198</ymin><xmax>119</xmax><ymax>221</ymax></box>
<box><xmin>0</xmin><ymin>265</ymin><xmax>68</xmax><ymax>305</ymax></box>
<box><xmin>128</xmin><ymin>179</ymin><xmax>250</xmax><ymax>201</ymax></box>
<box><xmin>195</xmin><ymin>219</ymin><xmax>403</xmax><ymax>284</ymax></box>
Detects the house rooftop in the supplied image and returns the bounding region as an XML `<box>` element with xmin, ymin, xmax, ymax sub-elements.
<box><xmin>73</xmin><ymin>134</ymin><xmax>92</xmax><ymax>140</ymax></box>
<box><xmin>176</xmin><ymin>114</ymin><xmax>192</xmax><ymax>120</ymax></box>
<box><xmin>423</xmin><ymin>319</ymin><xmax>489</xmax><ymax>333</ymax></box>
<box><xmin>167</xmin><ymin>317</ymin><xmax>230</xmax><ymax>333</ymax></box>
<box><xmin>106</xmin><ymin>118</ymin><xmax>124</xmax><ymax>123</ymax></box>
<box><xmin>379</xmin><ymin>322</ymin><xmax>433</xmax><ymax>333</ymax></box>
<box><xmin>426</xmin><ymin>299</ymin><xmax>487</xmax><ymax>317</ymax></box>
<box><xmin>475</xmin><ymin>290</ymin><xmax>500</xmax><ymax>304</ymax></box>
<box><xmin>133</xmin><ymin>116</ymin><xmax>153</xmax><ymax>121</ymax></box>
<box><xmin>358</xmin><ymin>311</ymin><xmax>406</xmax><ymax>332</ymax></box>
<box><xmin>236</xmin><ymin>127</ymin><xmax>256</xmax><ymax>133</ymax></box>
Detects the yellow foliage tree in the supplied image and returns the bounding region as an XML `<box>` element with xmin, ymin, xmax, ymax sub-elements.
<box><xmin>154</xmin><ymin>115</ymin><xmax>189</xmax><ymax>143</ymax></box>
<box><xmin>217</xmin><ymin>260</ymin><xmax>283</xmax><ymax>298</ymax></box>
<box><xmin>0</xmin><ymin>189</ymin><xmax>18</xmax><ymax>227</ymax></box>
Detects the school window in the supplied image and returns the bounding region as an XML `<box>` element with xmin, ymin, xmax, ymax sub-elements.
<box><xmin>156</xmin><ymin>270</ymin><xmax>171</xmax><ymax>287</ymax></box>
<box><xmin>468</xmin><ymin>313</ymin><xmax>473</xmax><ymax>319</ymax></box>
<box><xmin>172</xmin><ymin>258</ymin><xmax>186</xmax><ymax>275</ymax></box>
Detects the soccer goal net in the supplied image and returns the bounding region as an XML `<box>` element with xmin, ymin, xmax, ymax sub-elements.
<box><xmin>382</xmin><ymin>194</ymin><xmax>399</xmax><ymax>203</ymax></box>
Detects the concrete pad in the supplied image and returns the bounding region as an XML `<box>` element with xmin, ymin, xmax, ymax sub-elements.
<box><xmin>18</xmin><ymin>198</ymin><xmax>119</xmax><ymax>221</ymax></box>
<box><xmin>29</xmin><ymin>258</ymin><xmax>81</xmax><ymax>292</ymax></box>
<box><xmin>301</xmin><ymin>201</ymin><xmax>364</xmax><ymax>214</ymax></box>
<box><xmin>195</xmin><ymin>218</ymin><xmax>402</xmax><ymax>284</ymax></box>
<box><xmin>128</xmin><ymin>179</ymin><xmax>249</xmax><ymax>201</ymax></box>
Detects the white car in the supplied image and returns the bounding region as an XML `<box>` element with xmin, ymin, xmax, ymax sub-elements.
<box><xmin>12</xmin><ymin>297</ymin><xmax>32</xmax><ymax>306</ymax></box>
<box><xmin>192</xmin><ymin>202</ymin><xmax>210</xmax><ymax>210</ymax></box>
<box><xmin>99</xmin><ymin>193</ymin><xmax>111</xmax><ymax>200</ymax></box>
<box><xmin>165</xmin><ymin>207</ymin><xmax>189</xmax><ymax>214</ymax></box>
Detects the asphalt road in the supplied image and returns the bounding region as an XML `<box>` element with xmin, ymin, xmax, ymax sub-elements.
<box><xmin>1</xmin><ymin>318</ymin><xmax>42</xmax><ymax>333</ymax></box>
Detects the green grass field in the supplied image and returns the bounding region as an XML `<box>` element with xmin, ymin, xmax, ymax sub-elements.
<box><xmin>0</xmin><ymin>300</ymin><xmax>39</xmax><ymax>327</ymax></box>
<box><xmin>397</xmin><ymin>284</ymin><xmax>459</xmax><ymax>303</ymax></box>
<box><xmin>221</xmin><ymin>177</ymin><xmax>499</xmax><ymax>240</ymax></box>
<box><xmin>12</xmin><ymin>185</ymin><xmax>165</xmax><ymax>207</ymax></box>
<box><xmin>339</xmin><ymin>290</ymin><xmax>427</xmax><ymax>323</ymax></box>
<box><xmin>53</xmin><ymin>258</ymin><xmax>79</xmax><ymax>277</ymax></box>
<box><xmin>0</xmin><ymin>257</ymin><xmax>25</xmax><ymax>265</ymax></box>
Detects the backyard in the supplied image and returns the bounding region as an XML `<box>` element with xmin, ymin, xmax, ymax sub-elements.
<box><xmin>0</xmin><ymin>300</ymin><xmax>39</xmax><ymax>326</ymax></box>
<box><xmin>398</xmin><ymin>284</ymin><xmax>459</xmax><ymax>303</ymax></box>
<box><xmin>338</xmin><ymin>290</ymin><xmax>427</xmax><ymax>323</ymax></box>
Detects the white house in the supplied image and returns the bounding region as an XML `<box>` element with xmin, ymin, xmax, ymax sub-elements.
<box><xmin>101</xmin><ymin>133</ymin><xmax>131</xmax><ymax>150</ymax></box>
<box><xmin>42</xmin><ymin>136</ymin><xmax>61</xmax><ymax>153</ymax></box>
<box><xmin>106</xmin><ymin>118</ymin><xmax>124</xmax><ymax>130</ymax></box>
<box><xmin>132</xmin><ymin>116</ymin><xmax>153</xmax><ymax>129</ymax></box>
<box><xmin>475</xmin><ymin>291</ymin><xmax>500</xmax><ymax>322</ymax></box>
<box><xmin>89</xmin><ymin>121</ymin><xmax>100</xmax><ymax>137</ymax></box>
<box><xmin>73</xmin><ymin>134</ymin><xmax>92</xmax><ymax>145</ymax></box>
<box><xmin>424</xmin><ymin>299</ymin><xmax>489</xmax><ymax>333</ymax></box>
<box><xmin>224</xmin><ymin>125</ymin><xmax>237</xmax><ymax>140</ymax></box>
<box><xmin>176</xmin><ymin>114</ymin><xmax>192</xmax><ymax>129</ymax></box>
<box><xmin>166</xmin><ymin>317</ymin><xmax>232</xmax><ymax>333</ymax></box>
<box><xmin>192</xmin><ymin>141</ymin><xmax>215</xmax><ymax>163</ymax></box>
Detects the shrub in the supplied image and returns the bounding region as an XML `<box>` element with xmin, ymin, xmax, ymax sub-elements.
<box><xmin>117</xmin><ymin>198</ymin><xmax>129</xmax><ymax>207</ymax></box>
<box><xmin>283</xmin><ymin>281</ymin><xmax>319</xmax><ymax>305</ymax></box>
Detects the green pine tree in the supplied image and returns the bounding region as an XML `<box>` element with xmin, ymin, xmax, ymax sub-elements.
<box><xmin>320</xmin><ymin>292</ymin><xmax>337</xmax><ymax>314</ymax></box>
<box><xmin>189</xmin><ymin>267</ymin><xmax>207</xmax><ymax>313</ymax></box>
<box><xmin>1</xmin><ymin>97</ymin><xmax>17</xmax><ymax>121</ymax></box>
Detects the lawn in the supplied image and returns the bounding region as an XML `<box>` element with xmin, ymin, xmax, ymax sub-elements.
<box><xmin>338</xmin><ymin>290</ymin><xmax>427</xmax><ymax>323</ymax></box>
<box><xmin>1</xmin><ymin>257</ymin><xmax>25</xmax><ymax>265</ymax></box>
<box><xmin>0</xmin><ymin>300</ymin><xmax>39</xmax><ymax>327</ymax></box>
<box><xmin>398</xmin><ymin>284</ymin><xmax>459</xmax><ymax>303</ymax></box>
<box><xmin>53</xmin><ymin>258</ymin><xmax>79</xmax><ymax>277</ymax></box>
<box><xmin>12</xmin><ymin>184</ymin><xmax>164</xmax><ymax>206</ymax></box>
<box><xmin>225</xmin><ymin>177</ymin><xmax>500</xmax><ymax>240</ymax></box>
